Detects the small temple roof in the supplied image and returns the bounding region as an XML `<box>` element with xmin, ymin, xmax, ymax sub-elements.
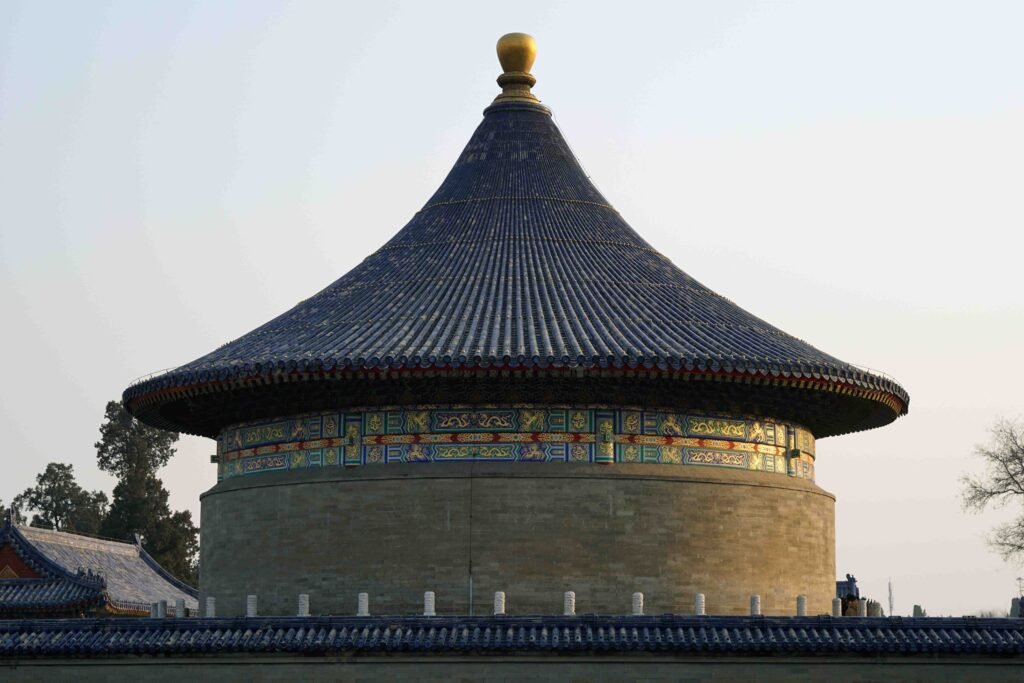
<box><xmin>124</xmin><ymin>34</ymin><xmax>908</xmax><ymax>439</ymax></box>
<box><xmin>0</xmin><ymin>513</ymin><xmax>198</xmax><ymax>616</ymax></box>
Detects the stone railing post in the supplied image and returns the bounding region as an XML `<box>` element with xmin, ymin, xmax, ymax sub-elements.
<box><xmin>423</xmin><ymin>591</ymin><xmax>436</xmax><ymax>617</ymax></box>
<box><xmin>357</xmin><ymin>592</ymin><xmax>369</xmax><ymax>617</ymax></box>
<box><xmin>493</xmin><ymin>591</ymin><xmax>506</xmax><ymax>616</ymax></box>
<box><xmin>631</xmin><ymin>592</ymin><xmax>644</xmax><ymax>616</ymax></box>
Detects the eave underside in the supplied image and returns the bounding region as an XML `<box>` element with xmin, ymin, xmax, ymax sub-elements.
<box><xmin>128</xmin><ymin>371</ymin><xmax>904</xmax><ymax>439</ymax></box>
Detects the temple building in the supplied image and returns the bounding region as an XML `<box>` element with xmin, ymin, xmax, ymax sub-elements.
<box><xmin>122</xmin><ymin>33</ymin><xmax>908</xmax><ymax>618</ymax></box>
<box><xmin>7</xmin><ymin>32</ymin><xmax>1024</xmax><ymax>683</ymax></box>
<box><xmin>0</xmin><ymin>511</ymin><xmax>198</xmax><ymax>618</ymax></box>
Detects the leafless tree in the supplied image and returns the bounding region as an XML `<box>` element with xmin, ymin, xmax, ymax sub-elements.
<box><xmin>962</xmin><ymin>418</ymin><xmax>1024</xmax><ymax>559</ymax></box>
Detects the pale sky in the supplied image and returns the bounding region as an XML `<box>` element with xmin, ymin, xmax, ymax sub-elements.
<box><xmin>1</xmin><ymin>0</ymin><xmax>1022</xmax><ymax>616</ymax></box>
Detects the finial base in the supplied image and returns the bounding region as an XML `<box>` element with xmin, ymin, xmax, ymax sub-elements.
<box><xmin>493</xmin><ymin>71</ymin><xmax>539</xmax><ymax>104</ymax></box>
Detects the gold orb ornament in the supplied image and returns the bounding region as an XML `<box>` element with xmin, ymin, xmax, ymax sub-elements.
<box><xmin>493</xmin><ymin>32</ymin><xmax>541</xmax><ymax>104</ymax></box>
<box><xmin>497</xmin><ymin>32</ymin><xmax>537</xmax><ymax>74</ymax></box>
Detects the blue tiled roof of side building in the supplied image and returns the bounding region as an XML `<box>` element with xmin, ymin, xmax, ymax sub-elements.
<box><xmin>1</xmin><ymin>522</ymin><xmax>197</xmax><ymax>614</ymax></box>
<box><xmin>124</xmin><ymin>101</ymin><xmax>908</xmax><ymax>412</ymax></box>
<box><xmin>2</xmin><ymin>615</ymin><xmax>1023</xmax><ymax>657</ymax></box>
<box><xmin>0</xmin><ymin>580</ymin><xmax>101</xmax><ymax>612</ymax></box>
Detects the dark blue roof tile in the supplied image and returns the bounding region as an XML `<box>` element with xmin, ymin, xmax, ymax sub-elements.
<box><xmin>0</xmin><ymin>580</ymin><xmax>100</xmax><ymax>612</ymax></box>
<box><xmin>124</xmin><ymin>98</ymin><xmax>908</xmax><ymax>437</ymax></box>
<box><xmin>2</xmin><ymin>615</ymin><xmax>1022</xmax><ymax>658</ymax></box>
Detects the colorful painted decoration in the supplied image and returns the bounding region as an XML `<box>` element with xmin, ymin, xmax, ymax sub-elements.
<box><xmin>216</xmin><ymin>407</ymin><xmax>816</xmax><ymax>482</ymax></box>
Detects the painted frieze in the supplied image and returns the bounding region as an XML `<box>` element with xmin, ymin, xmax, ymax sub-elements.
<box><xmin>216</xmin><ymin>407</ymin><xmax>817</xmax><ymax>483</ymax></box>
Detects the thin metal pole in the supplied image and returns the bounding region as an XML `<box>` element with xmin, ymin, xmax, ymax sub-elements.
<box><xmin>468</xmin><ymin>459</ymin><xmax>475</xmax><ymax>616</ymax></box>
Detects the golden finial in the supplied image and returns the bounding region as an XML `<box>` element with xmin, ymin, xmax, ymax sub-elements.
<box><xmin>497</xmin><ymin>33</ymin><xmax>536</xmax><ymax>74</ymax></box>
<box><xmin>494</xmin><ymin>32</ymin><xmax>540</xmax><ymax>104</ymax></box>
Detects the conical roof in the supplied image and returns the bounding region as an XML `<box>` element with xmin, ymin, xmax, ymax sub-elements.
<box><xmin>125</xmin><ymin>35</ymin><xmax>907</xmax><ymax>438</ymax></box>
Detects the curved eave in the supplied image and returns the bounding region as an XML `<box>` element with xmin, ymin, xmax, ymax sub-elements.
<box><xmin>137</xmin><ymin>547</ymin><xmax>199</xmax><ymax>600</ymax></box>
<box><xmin>1</xmin><ymin>525</ymin><xmax>108</xmax><ymax>592</ymax></box>
<box><xmin>0</xmin><ymin>523</ymin><xmax>110</xmax><ymax>615</ymax></box>
<box><xmin>124</xmin><ymin>361</ymin><xmax>908</xmax><ymax>439</ymax></box>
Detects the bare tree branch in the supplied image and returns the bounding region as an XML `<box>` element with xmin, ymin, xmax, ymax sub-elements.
<box><xmin>990</xmin><ymin>513</ymin><xmax>1024</xmax><ymax>561</ymax></box>
<box><xmin>962</xmin><ymin>419</ymin><xmax>1024</xmax><ymax>509</ymax></box>
<box><xmin>962</xmin><ymin>418</ymin><xmax>1024</xmax><ymax>560</ymax></box>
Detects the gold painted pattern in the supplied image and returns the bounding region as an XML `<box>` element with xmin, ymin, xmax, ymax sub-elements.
<box><xmin>687</xmin><ymin>417</ymin><xmax>746</xmax><ymax>439</ymax></box>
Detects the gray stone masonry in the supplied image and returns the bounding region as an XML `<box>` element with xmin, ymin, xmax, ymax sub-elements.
<box><xmin>200</xmin><ymin>462</ymin><xmax>835</xmax><ymax>617</ymax></box>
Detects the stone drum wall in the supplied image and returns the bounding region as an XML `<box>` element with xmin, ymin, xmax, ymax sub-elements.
<box><xmin>200</xmin><ymin>459</ymin><xmax>835</xmax><ymax>617</ymax></box>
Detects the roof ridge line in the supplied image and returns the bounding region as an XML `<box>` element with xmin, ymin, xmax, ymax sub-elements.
<box><xmin>378</xmin><ymin>236</ymin><xmax>659</xmax><ymax>254</ymax></box>
<box><xmin>137</xmin><ymin>546</ymin><xmax>199</xmax><ymax>598</ymax></box>
<box><xmin>16</xmin><ymin>524</ymin><xmax>138</xmax><ymax>554</ymax></box>
<box><xmin>272</xmin><ymin>313</ymin><xmax>798</xmax><ymax>339</ymax></box>
<box><xmin>420</xmin><ymin>195</ymin><xmax>617</xmax><ymax>212</ymax></box>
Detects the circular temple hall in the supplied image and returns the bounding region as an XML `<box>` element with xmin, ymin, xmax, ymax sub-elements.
<box><xmin>123</xmin><ymin>33</ymin><xmax>908</xmax><ymax>617</ymax></box>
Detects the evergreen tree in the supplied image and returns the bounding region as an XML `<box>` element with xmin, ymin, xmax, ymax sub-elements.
<box><xmin>94</xmin><ymin>401</ymin><xmax>198</xmax><ymax>584</ymax></box>
<box><xmin>11</xmin><ymin>463</ymin><xmax>108</xmax><ymax>534</ymax></box>
<box><xmin>95</xmin><ymin>400</ymin><xmax>177</xmax><ymax>479</ymax></box>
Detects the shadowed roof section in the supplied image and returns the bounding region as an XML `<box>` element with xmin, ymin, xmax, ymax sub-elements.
<box><xmin>124</xmin><ymin>42</ymin><xmax>908</xmax><ymax>438</ymax></box>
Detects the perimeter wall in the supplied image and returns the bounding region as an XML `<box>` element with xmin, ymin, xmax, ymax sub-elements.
<box><xmin>3</xmin><ymin>656</ymin><xmax>1018</xmax><ymax>682</ymax></box>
